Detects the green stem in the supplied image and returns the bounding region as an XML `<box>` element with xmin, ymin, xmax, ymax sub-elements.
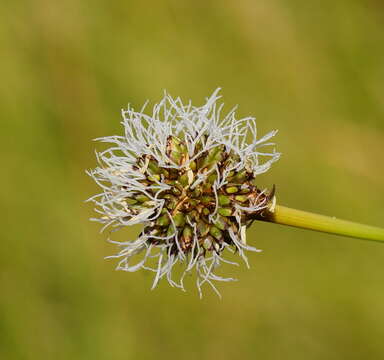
<box><xmin>258</xmin><ymin>205</ymin><xmax>384</xmax><ymax>243</ymax></box>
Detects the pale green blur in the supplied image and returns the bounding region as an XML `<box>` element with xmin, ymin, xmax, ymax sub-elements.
<box><xmin>1</xmin><ymin>1</ymin><xmax>384</xmax><ymax>359</ymax></box>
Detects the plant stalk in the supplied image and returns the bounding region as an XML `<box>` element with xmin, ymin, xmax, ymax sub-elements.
<box><xmin>257</xmin><ymin>204</ymin><xmax>384</xmax><ymax>243</ymax></box>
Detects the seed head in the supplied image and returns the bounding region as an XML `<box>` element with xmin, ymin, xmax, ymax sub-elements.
<box><xmin>87</xmin><ymin>89</ymin><xmax>280</xmax><ymax>297</ymax></box>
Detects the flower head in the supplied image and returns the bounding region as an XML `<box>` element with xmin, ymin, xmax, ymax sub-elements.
<box><xmin>88</xmin><ymin>89</ymin><xmax>280</xmax><ymax>296</ymax></box>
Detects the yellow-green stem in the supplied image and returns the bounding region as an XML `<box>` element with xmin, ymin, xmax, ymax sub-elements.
<box><xmin>259</xmin><ymin>205</ymin><xmax>384</xmax><ymax>243</ymax></box>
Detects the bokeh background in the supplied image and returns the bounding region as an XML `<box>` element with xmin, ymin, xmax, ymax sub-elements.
<box><xmin>1</xmin><ymin>1</ymin><xmax>384</xmax><ymax>359</ymax></box>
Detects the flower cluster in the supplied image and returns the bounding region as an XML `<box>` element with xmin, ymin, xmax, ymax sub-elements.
<box><xmin>87</xmin><ymin>89</ymin><xmax>280</xmax><ymax>296</ymax></box>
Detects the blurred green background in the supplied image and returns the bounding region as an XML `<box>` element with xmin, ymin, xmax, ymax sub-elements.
<box><xmin>1</xmin><ymin>0</ymin><xmax>384</xmax><ymax>359</ymax></box>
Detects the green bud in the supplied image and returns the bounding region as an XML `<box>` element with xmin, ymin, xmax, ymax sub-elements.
<box><xmin>173</xmin><ymin>212</ymin><xmax>186</xmax><ymax>227</ymax></box>
<box><xmin>163</xmin><ymin>194</ymin><xmax>177</xmax><ymax>210</ymax></box>
<box><xmin>148</xmin><ymin>174</ymin><xmax>161</xmax><ymax>182</ymax></box>
<box><xmin>200</xmin><ymin>145</ymin><xmax>224</xmax><ymax>169</ymax></box>
<box><xmin>207</xmin><ymin>173</ymin><xmax>218</xmax><ymax>184</ymax></box>
<box><xmin>148</xmin><ymin>160</ymin><xmax>161</xmax><ymax>174</ymax></box>
<box><xmin>203</xmin><ymin>237</ymin><xmax>213</xmax><ymax>249</ymax></box>
<box><xmin>142</xmin><ymin>201</ymin><xmax>155</xmax><ymax>208</ymax></box>
<box><xmin>171</xmin><ymin>151</ymin><xmax>182</xmax><ymax>163</ymax></box>
<box><xmin>166</xmin><ymin>225</ymin><xmax>175</xmax><ymax>237</ymax></box>
<box><xmin>218</xmin><ymin>194</ymin><xmax>231</xmax><ymax>206</ymax></box>
<box><xmin>239</xmin><ymin>187</ymin><xmax>251</xmax><ymax>194</ymax></box>
<box><xmin>163</xmin><ymin>193</ymin><xmax>175</xmax><ymax>200</ymax></box>
<box><xmin>197</xmin><ymin>220</ymin><xmax>210</xmax><ymax>237</ymax></box>
<box><xmin>179</xmin><ymin>143</ymin><xmax>188</xmax><ymax>155</ymax></box>
<box><xmin>218</xmin><ymin>207</ymin><xmax>233</xmax><ymax>217</ymax></box>
<box><xmin>226</xmin><ymin>186</ymin><xmax>238</xmax><ymax>194</ymax></box>
<box><xmin>189</xmin><ymin>161</ymin><xmax>197</xmax><ymax>171</ymax></box>
<box><xmin>182</xmin><ymin>225</ymin><xmax>193</xmax><ymax>243</ymax></box>
<box><xmin>232</xmin><ymin>170</ymin><xmax>248</xmax><ymax>183</ymax></box>
<box><xmin>167</xmin><ymin>137</ymin><xmax>183</xmax><ymax>163</ymax></box>
<box><xmin>214</xmin><ymin>215</ymin><xmax>227</xmax><ymax>231</ymax></box>
<box><xmin>156</xmin><ymin>214</ymin><xmax>170</xmax><ymax>227</ymax></box>
<box><xmin>202</xmin><ymin>208</ymin><xmax>210</xmax><ymax>216</ymax></box>
<box><xmin>178</xmin><ymin>173</ymin><xmax>189</xmax><ymax>187</ymax></box>
<box><xmin>189</xmin><ymin>199</ymin><xmax>198</xmax><ymax>207</ymax></box>
<box><xmin>209</xmin><ymin>225</ymin><xmax>223</xmax><ymax>240</ymax></box>
<box><xmin>161</xmin><ymin>168</ymin><xmax>170</xmax><ymax>177</ymax></box>
<box><xmin>167</xmin><ymin>136</ymin><xmax>190</xmax><ymax>165</ymax></box>
<box><xmin>235</xmin><ymin>195</ymin><xmax>248</xmax><ymax>203</ymax></box>
<box><xmin>167</xmin><ymin>203</ymin><xmax>176</xmax><ymax>210</ymax></box>
<box><xmin>125</xmin><ymin>198</ymin><xmax>138</xmax><ymax>205</ymax></box>
<box><xmin>136</xmin><ymin>194</ymin><xmax>150</xmax><ymax>203</ymax></box>
<box><xmin>201</xmin><ymin>196</ymin><xmax>214</xmax><ymax>204</ymax></box>
<box><xmin>227</xmin><ymin>170</ymin><xmax>235</xmax><ymax>178</ymax></box>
